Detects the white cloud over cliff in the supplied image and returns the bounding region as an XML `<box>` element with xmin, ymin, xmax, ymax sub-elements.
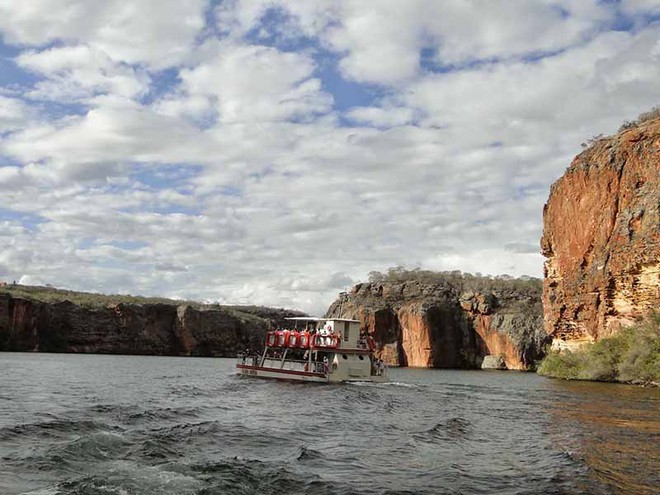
<box><xmin>0</xmin><ymin>0</ymin><xmax>658</xmax><ymax>314</ymax></box>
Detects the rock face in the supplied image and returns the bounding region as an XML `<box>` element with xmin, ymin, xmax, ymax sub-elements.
<box><xmin>0</xmin><ymin>294</ymin><xmax>295</xmax><ymax>356</ymax></box>
<box><xmin>325</xmin><ymin>278</ymin><xmax>548</xmax><ymax>370</ymax></box>
<box><xmin>542</xmin><ymin>118</ymin><xmax>660</xmax><ymax>347</ymax></box>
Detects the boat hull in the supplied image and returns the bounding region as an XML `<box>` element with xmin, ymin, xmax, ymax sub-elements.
<box><xmin>236</xmin><ymin>364</ymin><xmax>328</xmax><ymax>383</ymax></box>
<box><xmin>236</xmin><ymin>364</ymin><xmax>388</xmax><ymax>383</ymax></box>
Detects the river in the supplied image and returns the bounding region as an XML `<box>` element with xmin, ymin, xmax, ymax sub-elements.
<box><xmin>0</xmin><ymin>353</ymin><xmax>658</xmax><ymax>494</ymax></box>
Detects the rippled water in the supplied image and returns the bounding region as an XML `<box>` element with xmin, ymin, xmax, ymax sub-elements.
<box><xmin>1</xmin><ymin>353</ymin><xmax>658</xmax><ymax>495</ymax></box>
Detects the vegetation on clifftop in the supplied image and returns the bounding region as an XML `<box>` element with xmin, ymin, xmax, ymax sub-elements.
<box><xmin>580</xmin><ymin>105</ymin><xmax>659</xmax><ymax>150</ymax></box>
<box><xmin>538</xmin><ymin>315</ymin><xmax>660</xmax><ymax>385</ymax></box>
<box><xmin>0</xmin><ymin>283</ymin><xmax>201</xmax><ymax>308</ymax></box>
<box><xmin>367</xmin><ymin>266</ymin><xmax>542</xmax><ymax>295</ymax></box>
<box><xmin>618</xmin><ymin>105</ymin><xmax>660</xmax><ymax>132</ymax></box>
<box><xmin>0</xmin><ymin>283</ymin><xmax>301</xmax><ymax>325</ymax></box>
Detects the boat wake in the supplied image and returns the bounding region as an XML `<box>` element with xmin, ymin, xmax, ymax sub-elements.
<box><xmin>347</xmin><ymin>380</ymin><xmax>419</xmax><ymax>389</ymax></box>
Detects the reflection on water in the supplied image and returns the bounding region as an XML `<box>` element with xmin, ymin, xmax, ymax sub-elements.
<box><xmin>547</xmin><ymin>380</ymin><xmax>660</xmax><ymax>495</ymax></box>
<box><xmin>0</xmin><ymin>354</ymin><xmax>658</xmax><ymax>495</ymax></box>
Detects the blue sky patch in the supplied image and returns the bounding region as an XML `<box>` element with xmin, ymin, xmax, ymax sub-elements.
<box><xmin>244</xmin><ymin>5</ymin><xmax>311</xmax><ymax>51</ymax></box>
<box><xmin>129</xmin><ymin>163</ymin><xmax>203</xmax><ymax>191</ymax></box>
<box><xmin>0</xmin><ymin>208</ymin><xmax>47</xmax><ymax>231</ymax></box>
<box><xmin>314</xmin><ymin>51</ymin><xmax>387</xmax><ymax>125</ymax></box>
<box><xmin>140</xmin><ymin>67</ymin><xmax>181</xmax><ymax>105</ymax></box>
<box><xmin>0</xmin><ymin>40</ymin><xmax>39</xmax><ymax>89</ymax></box>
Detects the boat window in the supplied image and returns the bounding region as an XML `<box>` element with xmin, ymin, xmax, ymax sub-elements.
<box><xmin>358</xmin><ymin>355</ymin><xmax>364</xmax><ymax>361</ymax></box>
<box><xmin>344</xmin><ymin>321</ymin><xmax>350</xmax><ymax>341</ymax></box>
<box><xmin>342</xmin><ymin>354</ymin><xmax>348</xmax><ymax>360</ymax></box>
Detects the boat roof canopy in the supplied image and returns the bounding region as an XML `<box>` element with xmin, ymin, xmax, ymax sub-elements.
<box><xmin>284</xmin><ymin>317</ymin><xmax>360</xmax><ymax>323</ymax></box>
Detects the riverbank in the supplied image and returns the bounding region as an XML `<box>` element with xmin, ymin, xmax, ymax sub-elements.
<box><xmin>538</xmin><ymin>315</ymin><xmax>660</xmax><ymax>386</ymax></box>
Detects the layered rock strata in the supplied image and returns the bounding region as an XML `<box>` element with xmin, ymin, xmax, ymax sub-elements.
<box><xmin>326</xmin><ymin>280</ymin><xmax>548</xmax><ymax>370</ymax></box>
<box><xmin>0</xmin><ymin>294</ymin><xmax>298</xmax><ymax>356</ymax></box>
<box><xmin>542</xmin><ymin>117</ymin><xmax>660</xmax><ymax>347</ymax></box>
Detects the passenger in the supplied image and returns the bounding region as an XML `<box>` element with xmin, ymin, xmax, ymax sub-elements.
<box><xmin>323</xmin><ymin>356</ymin><xmax>329</xmax><ymax>374</ymax></box>
<box><xmin>371</xmin><ymin>358</ymin><xmax>378</xmax><ymax>375</ymax></box>
<box><xmin>378</xmin><ymin>359</ymin><xmax>386</xmax><ymax>376</ymax></box>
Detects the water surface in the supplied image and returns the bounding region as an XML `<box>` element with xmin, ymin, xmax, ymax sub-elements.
<box><xmin>1</xmin><ymin>353</ymin><xmax>658</xmax><ymax>494</ymax></box>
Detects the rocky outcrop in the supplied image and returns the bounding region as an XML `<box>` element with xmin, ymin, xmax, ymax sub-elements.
<box><xmin>0</xmin><ymin>294</ymin><xmax>296</xmax><ymax>356</ymax></box>
<box><xmin>542</xmin><ymin>117</ymin><xmax>660</xmax><ymax>347</ymax></box>
<box><xmin>325</xmin><ymin>278</ymin><xmax>548</xmax><ymax>370</ymax></box>
<box><xmin>481</xmin><ymin>355</ymin><xmax>506</xmax><ymax>370</ymax></box>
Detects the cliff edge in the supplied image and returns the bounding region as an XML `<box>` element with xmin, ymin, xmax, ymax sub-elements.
<box><xmin>541</xmin><ymin>116</ymin><xmax>660</xmax><ymax>347</ymax></box>
<box><xmin>0</xmin><ymin>287</ymin><xmax>304</xmax><ymax>356</ymax></box>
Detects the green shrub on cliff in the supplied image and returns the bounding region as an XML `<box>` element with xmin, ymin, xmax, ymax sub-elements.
<box><xmin>538</xmin><ymin>315</ymin><xmax>660</xmax><ymax>385</ymax></box>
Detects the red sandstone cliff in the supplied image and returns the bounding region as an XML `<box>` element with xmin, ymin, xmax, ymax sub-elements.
<box><xmin>326</xmin><ymin>275</ymin><xmax>548</xmax><ymax>370</ymax></box>
<box><xmin>541</xmin><ymin>117</ymin><xmax>660</xmax><ymax>346</ymax></box>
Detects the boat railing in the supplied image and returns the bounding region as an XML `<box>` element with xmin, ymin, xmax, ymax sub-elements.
<box><xmin>237</xmin><ymin>353</ymin><xmax>259</xmax><ymax>367</ymax></box>
<box><xmin>292</xmin><ymin>359</ymin><xmax>328</xmax><ymax>374</ymax></box>
<box><xmin>238</xmin><ymin>351</ymin><xmax>334</xmax><ymax>375</ymax></box>
<box><xmin>260</xmin><ymin>357</ymin><xmax>328</xmax><ymax>374</ymax></box>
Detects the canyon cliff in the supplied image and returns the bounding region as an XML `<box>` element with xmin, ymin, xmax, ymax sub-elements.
<box><xmin>541</xmin><ymin>116</ymin><xmax>660</xmax><ymax>348</ymax></box>
<box><xmin>0</xmin><ymin>289</ymin><xmax>302</xmax><ymax>356</ymax></box>
<box><xmin>325</xmin><ymin>272</ymin><xmax>548</xmax><ymax>370</ymax></box>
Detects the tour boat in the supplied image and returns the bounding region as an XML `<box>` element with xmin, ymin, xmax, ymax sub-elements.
<box><xmin>236</xmin><ymin>317</ymin><xmax>388</xmax><ymax>383</ymax></box>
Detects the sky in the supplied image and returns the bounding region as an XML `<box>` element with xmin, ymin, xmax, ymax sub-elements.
<box><xmin>0</xmin><ymin>0</ymin><xmax>658</xmax><ymax>315</ymax></box>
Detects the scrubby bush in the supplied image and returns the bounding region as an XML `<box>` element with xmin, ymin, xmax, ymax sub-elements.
<box><xmin>537</xmin><ymin>349</ymin><xmax>583</xmax><ymax>380</ymax></box>
<box><xmin>538</xmin><ymin>315</ymin><xmax>660</xmax><ymax>385</ymax></box>
<box><xmin>618</xmin><ymin>105</ymin><xmax>660</xmax><ymax>132</ymax></box>
<box><xmin>367</xmin><ymin>266</ymin><xmax>542</xmax><ymax>298</ymax></box>
<box><xmin>618</xmin><ymin>315</ymin><xmax>660</xmax><ymax>383</ymax></box>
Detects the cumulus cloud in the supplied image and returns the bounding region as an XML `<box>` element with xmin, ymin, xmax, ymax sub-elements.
<box><xmin>0</xmin><ymin>95</ymin><xmax>36</xmax><ymax>132</ymax></box>
<box><xmin>213</xmin><ymin>0</ymin><xmax>615</xmax><ymax>85</ymax></box>
<box><xmin>0</xmin><ymin>0</ymin><xmax>206</xmax><ymax>68</ymax></box>
<box><xmin>621</xmin><ymin>0</ymin><xmax>660</xmax><ymax>15</ymax></box>
<box><xmin>2</xmin><ymin>96</ymin><xmax>218</xmax><ymax>177</ymax></box>
<box><xmin>346</xmin><ymin>105</ymin><xmax>416</xmax><ymax>128</ymax></box>
<box><xmin>16</xmin><ymin>44</ymin><xmax>150</xmax><ymax>101</ymax></box>
<box><xmin>177</xmin><ymin>41</ymin><xmax>333</xmax><ymax>123</ymax></box>
<box><xmin>0</xmin><ymin>1</ymin><xmax>658</xmax><ymax>314</ymax></box>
